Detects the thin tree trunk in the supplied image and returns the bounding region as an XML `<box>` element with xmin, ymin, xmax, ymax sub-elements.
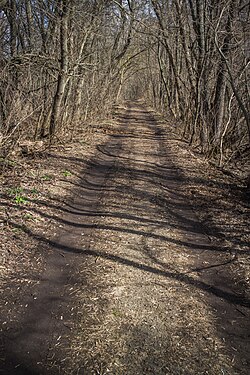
<box><xmin>49</xmin><ymin>0</ymin><xmax>69</xmax><ymax>139</ymax></box>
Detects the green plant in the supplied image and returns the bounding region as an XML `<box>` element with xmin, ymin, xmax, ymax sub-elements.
<box><xmin>24</xmin><ymin>213</ymin><xmax>34</xmax><ymax>220</ymax></box>
<box><xmin>41</xmin><ymin>174</ymin><xmax>52</xmax><ymax>181</ymax></box>
<box><xmin>14</xmin><ymin>195</ymin><xmax>28</xmax><ymax>204</ymax></box>
<box><xmin>31</xmin><ymin>188</ymin><xmax>39</xmax><ymax>194</ymax></box>
<box><xmin>63</xmin><ymin>170</ymin><xmax>72</xmax><ymax>177</ymax></box>
<box><xmin>12</xmin><ymin>227</ymin><xmax>23</xmax><ymax>234</ymax></box>
<box><xmin>7</xmin><ymin>186</ymin><xmax>28</xmax><ymax>204</ymax></box>
<box><xmin>7</xmin><ymin>187</ymin><xmax>23</xmax><ymax>196</ymax></box>
<box><xmin>112</xmin><ymin>308</ymin><xmax>122</xmax><ymax>318</ymax></box>
<box><xmin>0</xmin><ymin>158</ymin><xmax>16</xmax><ymax>167</ymax></box>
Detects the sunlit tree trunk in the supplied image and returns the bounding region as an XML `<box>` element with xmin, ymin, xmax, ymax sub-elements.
<box><xmin>49</xmin><ymin>0</ymin><xmax>69</xmax><ymax>139</ymax></box>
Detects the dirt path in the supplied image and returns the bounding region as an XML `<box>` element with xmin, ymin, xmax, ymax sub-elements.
<box><xmin>1</xmin><ymin>103</ymin><xmax>250</xmax><ymax>374</ymax></box>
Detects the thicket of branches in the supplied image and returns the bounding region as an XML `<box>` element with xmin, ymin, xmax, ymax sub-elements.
<box><xmin>140</xmin><ymin>0</ymin><xmax>250</xmax><ymax>166</ymax></box>
<box><xmin>0</xmin><ymin>0</ymin><xmax>133</xmax><ymax>154</ymax></box>
<box><xmin>0</xmin><ymin>0</ymin><xmax>249</xmax><ymax>168</ymax></box>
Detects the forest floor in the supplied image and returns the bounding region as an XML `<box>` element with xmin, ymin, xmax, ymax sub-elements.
<box><xmin>0</xmin><ymin>102</ymin><xmax>250</xmax><ymax>375</ymax></box>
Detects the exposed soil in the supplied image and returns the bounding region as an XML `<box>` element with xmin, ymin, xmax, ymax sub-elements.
<box><xmin>0</xmin><ymin>102</ymin><xmax>249</xmax><ymax>374</ymax></box>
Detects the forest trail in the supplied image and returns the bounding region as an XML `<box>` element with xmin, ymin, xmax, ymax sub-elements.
<box><xmin>1</xmin><ymin>103</ymin><xmax>250</xmax><ymax>375</ymax></box>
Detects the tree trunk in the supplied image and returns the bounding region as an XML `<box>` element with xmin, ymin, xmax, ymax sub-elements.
<box><xmin>49</xmin><ymin>0</ymin><xmax>69</xmax><ymax>139</ymax></box>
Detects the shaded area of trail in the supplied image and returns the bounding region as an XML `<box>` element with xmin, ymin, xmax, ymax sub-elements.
<box><xmin>1</xmin><ymin>102</ymin><xmax>249</xmax><ymax>374</ymax></box>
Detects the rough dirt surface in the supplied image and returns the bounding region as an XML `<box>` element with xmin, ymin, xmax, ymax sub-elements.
<box><xmin>1</xmin><ymin>102</ymin><xmax>250</xmax><ymax>374</ymax></box>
